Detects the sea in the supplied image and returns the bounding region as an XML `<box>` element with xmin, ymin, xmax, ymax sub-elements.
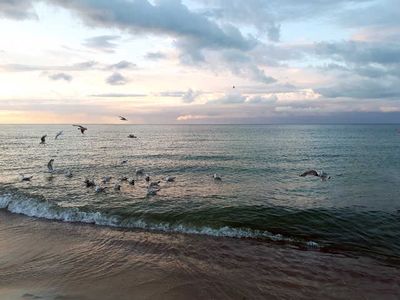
<box><xmin>0</xmin><ymin>124</ymin><xmax>399</xmax><ymax>299</ymax></box>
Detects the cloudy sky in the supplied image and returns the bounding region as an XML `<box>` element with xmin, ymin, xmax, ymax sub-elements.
<box><xmin>0</xmin><ymin>0</ymin><xmax>399</xmax><ymax>124</ymax></box>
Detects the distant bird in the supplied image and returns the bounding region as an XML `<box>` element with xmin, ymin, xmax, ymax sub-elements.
<box><xmin>165</xmin><ymin>176</ymin><xmax>175</xmax><ymax>182</ymax></box>
<box><xmin>119</xmin><ymin>116</ymin><xmax>128</xmax><ymax>121</ymax></box>
<box><xmin>114</xmin><ymin>183</ymin><xmax>121</xmax><ymax>191</ymax></box>
<box><xmin>145</xmin><ymin>174</ymin><xmax>150</xmax><ymax>182</ymax></box>
<box><xmin>213</xmin><ymin>174</ymin><xmax>222</xmax><ymax>181</ymax></box>
<box><xmin>128</xmin><ymin>178</ymin><xmax>135</xmax><ymax>185</ymax></box>
<box><xmin>73</xmin><ymin>125</ymin><xmax>87</xmax><ymax>134</ymax></box>
<box><xmin>101</xmin><ymin>176</ymin><xmax>112</xmax><ymax>184</ymax></box>
<box><xmin>146</xmin><ymin>186</ymin><xmax>160</xmax><ymax>197</ymax></box>
<box><xmin>232</xmin><ymin>85</ymin><xmax>235</xmax><ymax>89</ymax></box>
<box><xmin>95</xmin><ymin>185</ymin><xmax>107</xmax><ymax>193</ymax></box>
<box><xmin>135</xmin><ymin>168</ymin><xmax>144</xmax><ymax>176</ymax></box>
<box><xmin>119</xmin><ymin>176</ymin><xmax>128</xmax><ymax>182</ymax></box>
<box><xmin>55</xmin><ymin>131</ymin><xmax>63</xmax><ymax>140</ymax></box>
<box><xmin>300</xmin><ymin>170</ymin><xmax>331</xmax><ymax>181</ymax></box>
<box><xmin>300</xmin><ymin>170</ymin><xmax>319</xmax><ymax>177</ymax></box>
<box><xmin>121</xmin><ymin>160</ymin><xmax>128</xmax><ymax>165</ymax></box>
<box><xmin>128</xmin><ymin>134</ymin><xmax>137</xmax><ymax>138</ymax></box>
<box><xmin>47</xmin><ymin>159</ymin><xmax>54</xmax><ymax>172</ymax></box>
<box><xmin>20</xmin><ymin>174</ymin><xmax>33</xmax><ymax>181</ymax></box>
<box><xmin>84</xmin><ymin>178</ymin><xmax>96</xmax><ymax>187</ymax></box>
<box><xmin>149</xmin><ymin>181</ymin><xmax>160</xmax><ymax>188</ymax></box>
<box><xmin>40</xmin><ymin>135</ymin><xmax>47</xmax><ymax>144</ymax></box>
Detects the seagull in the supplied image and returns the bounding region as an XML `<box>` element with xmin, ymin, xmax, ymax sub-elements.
<box><xmin>145</xmin><ymin>174</ymin><xmax>150</xmax><ymax>182</ymax></box>
<box><xmin>95</xmin><ymin>185</ymin><xmax>107</xmax><ymax>193</ymax></box>
<box><xmin>213</xmin><ymin>174</ymin><xmax>222</xmax><ymax>181</ymax></box>
<box><xmin>101</xmin><ymin>176</ymin><xmax>112</xmax><ymax>184</ymax></box>
<box><xmin>114</xmin><ymin>183</ymin><xmax>121</xmax><ymax>191</ymax></box>
<box><xmin>47</xmin><ymin>159</ymin><xmax>54</xmax><ymax>172</ymax></box>
<box><xmin>119</xmin><ymin>176</ymin><xmax>128</xmax><ymax>182</ymax></box>
<box><xmin>121</xmin><ymin>160</ymin><xmax>128</xmax><ymax>165</ymax></box>
<box><xmin>20</xmin><ymin>174</ymin><xmax>33</xmax><ymax>181</ymax></box>
<box><xmin>135</xmin><ymin>168</ymin><xmax>144</xmax><ymax>176</ymax></box>
<box><xmin>300</xmin><ymin>170</ymin><xmax>319</xmax><ymax>177</ymax></box>
<box><xmin>119</xmin><ymin>116</ymin><xmax>128</xmax><ymax>121</ymax></box>
<box><xmin>128</xmin><ymin>134</ymin><xmax>137</xmax><ymax>138</ymax></box>
<box><xmin>64</xmin><ymin>170</ymin><xmax>73</xmax><ymax>178</ymax></box>
<box><xmin>300</xmin><ymin>170</ymin><xmax>331</xmax><ymax>181</ymax></box>
<box><xmin>149</xmin><ymin>181</ymin><xmax>160</xmax><ymax>188</ymax></box>
<box><xmin>40</xmin><ymin>135</ymin><xmax>47</xmax><ymax>144</ymax></box>
<box><xmin>128</xmin><ymin>178</ymin><xmax>135</xmax><ymax>185</ymax></box>
<box><xmin>232</xmin><ymin>85</ymin><xmax>235</xmax><ymax>89</ymax></box>
<box><xmin>146</xmin><ymin>186</ymin><xmax>160</xmax><ymax>197</ymax></box>
<box><xmin>55</xmin><ymin>131</ymin><xmax>63</xmax><ymax>140</ymax></box>
<box><xmin>165</xmin><ymin>176</ymin><xmax>175</xmax><ymax>182</ymax></box>
<box><xmin>72</xmin><ymin>125</ymin><xmax>87</xmax><ymax>134</ymax></box>
<box><xmin>84</xmin><ymin>178</ymin><xmax>96</xmax><ymax>187</ymax></box>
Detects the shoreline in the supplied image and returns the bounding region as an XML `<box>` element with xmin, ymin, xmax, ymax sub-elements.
<box><xmin>1</xmin><ymin>211</ymin><xmax>399</xmax><ymax>300</ymax></box>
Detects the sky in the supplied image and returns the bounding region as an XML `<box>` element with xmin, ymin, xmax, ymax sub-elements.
<box><xmin>0</xmin><ymin>0</ymin><xmax>399</xmax><ymax>124</ymax></box>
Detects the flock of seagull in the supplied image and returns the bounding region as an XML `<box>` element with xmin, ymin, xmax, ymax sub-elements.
<box><xmin>19</xmin><ymin>116</ymin><xmax>331</xmax><ymax>197</ymax></box>
<box><xmin>19</xmin><ymin>116</ymin><xmax>229</xmax><ymax>197</ymax></box>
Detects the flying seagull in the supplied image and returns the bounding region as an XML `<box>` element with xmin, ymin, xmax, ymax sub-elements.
<box><xmin>300</xmin><ymin>170</ymin><xmax>331</xmax><ymax>181</ymax></box>
<box><xmin>119</xmin><ymin>116</ymin><xmax>128</xmax><ymax>121</ymax></box>
<box><xmin>40</xmin><ymin>135</ymin><xmax>47</xmax><ymax>144</ymax></box>
<box><xmin>72</xmin><ymin>125</ymin><xmax>87</xmax><ymax>134</ymax></box>
<box><xmin>47</xmin><ymin>159</ymin><xmax>54</xmax><ymax>172</ymax></box>
<box><xmin>55</xmin><ymin>131</ymin><xmax>63</xmax><ymax>140</ymax></box>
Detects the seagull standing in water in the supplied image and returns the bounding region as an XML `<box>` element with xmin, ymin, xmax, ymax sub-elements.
<box><xmin>213</xmin><ymin>174</ymin><xmax>222</xmax><ymax>181</ymax></box>
<box><xmin>55</xmin><ymin>131</ymin><xmax>63</xmax><ymax>140</ymax></box>
<box><xmin>40</xmin><ymin>135</ymin><xmax>47</xmax><ymax>144</ymax></box>
<box><xmin>20</xmin><ymin>174</ymin><xmax>33</xmax><ymax>181</ymax></box>
<box><xmin>47</xmin><ymin>159</ymin><xmax>54</xmax><ymax>173</ymax></box>
<box><xmin>72</xmin><ymin>125</ymin><xmax>87</xmax><ymax>134</ymax></box>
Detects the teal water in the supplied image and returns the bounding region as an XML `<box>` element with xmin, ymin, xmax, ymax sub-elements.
<box><xmin>1</xmin><ymin>125</ymin><xmax>399</xmax><ymax>264</ymax></box>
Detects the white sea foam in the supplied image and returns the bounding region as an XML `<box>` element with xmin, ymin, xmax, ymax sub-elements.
<box><xmin>0</xmin><ymin>193</ymin><xmax>311</xmax><ymax>245</ymax></box>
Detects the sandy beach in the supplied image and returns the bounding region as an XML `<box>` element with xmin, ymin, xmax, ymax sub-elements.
<box><xmin>1</xmin><ymin>211</ymin><xmax>399</xmax><ymax>300</ymax></box>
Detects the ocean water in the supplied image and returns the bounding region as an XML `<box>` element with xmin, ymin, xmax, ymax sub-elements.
<box><xmin>1</xmin><ymin>124</ymin><xmax>400</xmax><ymax>265</ymax></box>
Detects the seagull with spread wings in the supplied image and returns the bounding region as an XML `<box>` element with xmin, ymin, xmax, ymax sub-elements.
<box><xmin>73</xmin><ymin>125</ymin><xmax>87</xmax><ymax>134</ymax></box>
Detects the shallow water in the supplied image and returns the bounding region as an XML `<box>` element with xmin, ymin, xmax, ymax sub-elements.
<box><xmin>1</xmin><ymin>124</ymin><xmax>400</xmax><ymax>264</ymax></box>
<box><xmin>1</xmin><ymin>212</ymin><xmax>399</xmax><ymax>300</ymax></box>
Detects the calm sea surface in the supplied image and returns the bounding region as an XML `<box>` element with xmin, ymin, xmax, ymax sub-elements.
<box><xmin>1</xmin><ymin>124</ymin><xmax>400</xmax><ymax>264</ymax></box>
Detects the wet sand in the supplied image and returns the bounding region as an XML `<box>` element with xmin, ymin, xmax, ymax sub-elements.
<box><xmin>0</xmin><ymin>211</ymin><xmax>399</xmax><ymax>300</ymax></box>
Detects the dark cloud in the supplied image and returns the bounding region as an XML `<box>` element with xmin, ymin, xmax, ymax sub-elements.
<box><xmin>316</xmin><ymin>79</ymin><xmax>400</xmax><ymax>99</ymax></box>
<box><xmin>83</xmin><ymin>35</ymin><xmax>120</xmax><ymax>52</ymax></box>
<box><xmin>106</xmin><ymin>72</ymin><xmax>128</xmax><ymax>85</ymax></box>
<box><xmin>0</xmin><ymin>0</ymin><xmax>37</xmax><ymax>20</ymax></box>
<box><xmin>315</xmin><ymin>41</ymin><xmax>400</xmax><ymax>66</ymax></box>
<box><xmin>145</xmin><ymin>51</ymin><xmax>167</xmax><ymax>60</ymax></box>
<box><xmin>48</xmin><ymin>0</ymin><xmax>257</xmax><ymax>52</ymax></box>
<box><xmin>48</xmin><ymin>72</ymin><xmax>72</xmax><ymax>82</ymax></box>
